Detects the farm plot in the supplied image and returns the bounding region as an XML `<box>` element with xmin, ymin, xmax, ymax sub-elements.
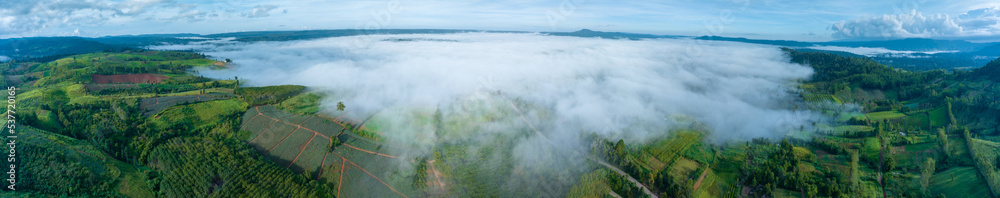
<box><xmin>646</xmin><ymin>130</ymin><xmax>702</xmax><ymax>165</ymax></box>
<box><xmin>865</xmin><ymin>111</ymin><xmax>906</xmax><ymax>121</ymax></box>
<box><xmin>140</xmin><ymin>95</ymin><xmax>227</xmax><ymax>117</ymax></box>
<box><xmin>92</xmin><ymin>73</ymin><xmax>169</xmax><ymax>84</ymax></box>
<box><xmin>85</xmin><ymin>83</ymin><xmax>138</xmax><ymax>92</ymax></box>
<box><xmin>928</xmin><ymin>166</ymin><xmax>992</xmax><ymax>198</ymax></box>
<box><xmin>289</xmin><ymin>136</ymin><xmax>330</xmax><ymax>174</ymax></box>
<box><xmin>928</xmin><ymin>107</ymin><xmax>949</xmax><ymax>128</ymax></box>
<box><xmin>337</xmin><ymin>160</ymin><xmax>408</xmax><ymax>198</ymax></box>
<box><xmin>249</xmin><ymin>121</ymin><xmax>297</xmax><ymax>153</ymax></box>
<box><xmin>265</xmin><ymin>129</ymin><xmax>315</xmax><ymax>168</ymax></box>
<box><xmin>240</xmin><ymin>105</ymin><xmax>414</xmax><ymax>197</ymax></box>
<box><xmin>333</xmin><ymin>147</ymin><xmax>414</xmax><ymax>198</ymax></box>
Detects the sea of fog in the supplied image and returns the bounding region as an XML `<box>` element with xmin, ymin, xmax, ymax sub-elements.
<box><xmin>151</xmin><ymin>33</ymin><xmax>831</xmax><ymax>194</ymax></box>
<box><xmin>152</xmin><ymin>33</ymin><xmax>824</xmax><ymax>143</ymax></box>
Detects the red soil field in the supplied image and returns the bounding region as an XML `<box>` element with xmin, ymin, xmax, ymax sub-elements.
<box><xmin>92</xmin><ymin>73</ymin><xmax>169</xmax><ymax>84</ymax></box>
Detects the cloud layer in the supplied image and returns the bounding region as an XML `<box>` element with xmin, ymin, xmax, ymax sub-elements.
<box><xmin>161</xmin><ymin>33</ymin><xmax>817</xmax><ymax>144</ymax></box>
<box><xmin>829</xmin><ymin>7</ymin><xmax>1000</xmax><ymax>39</ymax></box>
<box><xmin>153</xmin><ymin>33</ymin><xmax>822</xmax><ymax>195</ymax></box>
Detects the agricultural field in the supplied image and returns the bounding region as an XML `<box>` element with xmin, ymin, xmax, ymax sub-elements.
<box><xmin>928</xmin><ymin>107</ymin><xmax>949</xmax><ymax>128</ymax></box>
<box><xmin>866</xmin><ymin>110</ymin><xmax>906</xmax><ymax>121</ymax></box>
<box><xmin>240</xmin><ymin>105</ymin><xmax>416</xmax><ymax>197</ymax></box>
<box><xmin>85</xmin><ymin>83</ymin><xmax>139</xmax><ymax>92</ymax></box>
<box><xmin>928</xmin><ymin>166</ymin><xmax>992</xmax><ymax>198</ymax></box>
<box><xmin>92</xmin><ymin>73</ymin><xmax>169</xmax><ymax>84</ymax></box>
<box><xmin>276</xmin><ymin>92</ymin><xmax>324</xmax><ymax>115</ymax></box>
<box><xmin>140</xmin><ymin>95</ymin><xmax>229</xmax><ymax>117</ymax></box>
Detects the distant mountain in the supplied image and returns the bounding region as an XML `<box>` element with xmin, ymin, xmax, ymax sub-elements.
<box><xmin>0</xmin><ymin>37</ymin><xmax>127</xmax><ymax>59</ymax></box>
<box><xmin>967</xmin><ymin>43</ymin><xmax>1000</xmax><ymax>56</ymax></box>
<box><xmin>822</xmin><ymin>38</ymin><xmax>989</xmax><ymax>51</ymax></box>
<box><xmin>690</xmin><ymin>36</ymin><xmax>1000</xmax><ymax>70</ymax></box>
<box><xmin>545</xmin><ymin>29</ymin><xmax>684</xmax><ymax>40</ymax></box>
<box><xmin>87</xmin><ymin>34</ymin><xmax>204</xmax><ymax>47</ymax></box>
<box><xmin>695</xmin><ymin>36</ymin><xmax>812</xmax><ymax>47</ymax></box>
<box><xmin>694</xmin><ymin>36</ymin><xmax>996</xmax><ymax>51</ymax></box>
<box><xmin>203</xmin><ymin>29</ymin><xmax>496</xmax><ymax>42</ymax></box>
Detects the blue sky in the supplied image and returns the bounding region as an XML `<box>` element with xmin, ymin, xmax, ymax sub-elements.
<box><xmin>1</xmin><ymin>0</ymin><xmax>999</xmax><ymax>41</ymax></box>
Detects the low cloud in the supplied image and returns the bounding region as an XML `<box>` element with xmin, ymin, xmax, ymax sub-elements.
<box><xmin>155</xmin><ymin>33</ymin><xmax>821</xmax><ymax>194</ymax></box>
<box><xmin>161</xmin><ymin>33</ymin><xmax>819</xmax><ymax>143</ymax></box>
<box><xmin>829</xmin><ymin>8</ymin><xmax>1000</xmax><ymax>39</ymax></box>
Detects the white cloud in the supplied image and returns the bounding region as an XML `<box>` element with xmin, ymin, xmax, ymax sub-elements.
<box><xmin>957</xmin><ymin>6</ymin><xmax>1000</xmax><ymax>33</ymax></box>
<box><xmin>0</xmin><ymin>0</ymin><xmax>172</xmax><ymax>36</ymax></box>
<box><xmin>806</xmin><ymin>45</ymin><xmax>957</xmax><ymax>56</ymax></box>
<box><xmin>829</xmin><ymin>8</ymin><xmax>1000</xmax><ymax>39</ymax></box>
<box><xmin>242</xmin><ymin>5</ymin><xmax>278</xmax><ymax>18</ymax></box>
<box><xmin>0</xmin><ymin>56</ymin><xmax>9</xmax><ymax>62</ymax></box>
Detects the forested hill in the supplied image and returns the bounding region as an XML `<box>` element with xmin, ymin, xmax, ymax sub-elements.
<box><xmin>974</xmin><ymin>58</ymin><xmax>1000</xmax><ymax>79</ymax></box>
<box><xmin>782</xmin><ymin>48</ymin><xmax>941</xmax><ymax>101</ymax></box>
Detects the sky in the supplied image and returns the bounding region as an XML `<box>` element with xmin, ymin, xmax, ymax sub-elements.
<box><xmin>1</xmin><ymin>0</ymin><xmax>999</xmax><ymax>41</ymax></box>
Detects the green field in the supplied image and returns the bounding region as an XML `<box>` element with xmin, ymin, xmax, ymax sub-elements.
<box><xmin>152</xmin><ymin>99</ymin><xmax>247</xmax><ymax>129</ymax></box>
<box><xmin>928</xmin><ymin>107</ymin><xmax>949</xmax><ymax>127</ymax></box>
<box><xmin>866</xmin><ymin>111</ymin><xmax>907</xmax><ymax>121</ymax></box>
<box><xmin>928</xmin><ymin>167</ymin><xmax>992</xmax><ymax>198</ymax></box>
<box><xmin>646</xmin><ymin>130</ymin><xmax>702</xmax><ymax>165</ymax></box>
<box><xmin>239</xmin><ymin>105</ymin><xmax>415</xmax><ymax>197</ymax></box>
<box><xmin>833</xmin><ymin>125</ymin><xmax>873</xmax><ymax>132</ymax></box>
<box><xmin>277</xmin><ymin>92</ymin><xmax>324</xmax><ymax>115</ymax></box>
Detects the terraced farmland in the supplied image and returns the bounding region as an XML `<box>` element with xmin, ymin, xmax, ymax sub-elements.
<box><xmin>240</xmin><ymin>105</ymin><xmax>416</xmax><ymax>197</ymax></box>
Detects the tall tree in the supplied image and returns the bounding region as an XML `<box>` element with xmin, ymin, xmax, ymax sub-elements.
<box><xmin>920</xmin><ymin>157</ymin><xmax>936</xmax><ymax>192</ymax></box>
<box><xmin>938</xmin><ymin>128</ymin><xmax>950</xmax><ymax>158</ymax></box>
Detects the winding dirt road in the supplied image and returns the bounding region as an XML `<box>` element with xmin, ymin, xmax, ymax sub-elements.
<box><xmin>500</xmin><ymin>93</ymin><xmax>657</xmax><ymax>198</ymax></box>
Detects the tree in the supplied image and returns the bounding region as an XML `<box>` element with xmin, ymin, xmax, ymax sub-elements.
<box><xmin>336</xmin><ymin>102</ymin><xmax>346</xmax><ymax>111</ymax></box>
<box><xmin>614</xmin><ymin>139</ymin><xmax>625</xmax><ymax>157</ymax></box>
<box><xmin>938</xmin><ymin>128</ymin><xmax>950</xmax><ymax>157</ymax></box>
<box><xmin>947</xmin><ymin>100</ymin><xmax>957</xmax><ymax>126</ymax></box>
<box><xmin>850</xmin><ymin>151</ymin><xmax>860</xmax><ymax>189</ymax></box>
<box><xmin>225</xmin><ymin>58</ymin><xmax>232</xmax><ymax>63</ymax></box>
<box><xmin>329</xmin><ymin>138</ymin><xmax>341</xmax><ymax>152</ymax></box>
<box><xmin>920</xmin><ymin>157</ymin><xmax>936</xmax><ymax>191</ymax></box>
<box><xmin>884</xmin><ymin>156</ymin><xmax>895</xmax><ymax>172</ymax></box>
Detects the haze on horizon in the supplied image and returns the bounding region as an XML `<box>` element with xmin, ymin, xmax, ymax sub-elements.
<box><xmin>1</xmin><ymin>0</ymin><xmax>999</xmax><ymax>42</ymax></box>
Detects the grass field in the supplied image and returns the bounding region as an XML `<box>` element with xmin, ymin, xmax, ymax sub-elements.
<box><xmin>902</xmin><ymin>113</ymin><xmax>929</xmax><ymax>130</ymax></box>
<box><xmin>928</xmin><ymin>107</ymin><xmax>948</xmax><ymax>128</ymax></box>
<box><xmin>928</xmin><ymin>167</ymin><xmax>992</xmax><ymax>198</ymax></box>
<box><xmin>277</xmin><ymin>92</ymin><xmax>323</xmax><ymax>115</ymax></box>
<box><xmin>153</xmin><ymin>99</ymin><xmax>246</xmax><ymax>129</ymax></box>
<box><xmin>866</xmin><ymin>111</ymin><xmax>906</xmax><ymax>121</ymax></box>
<box><xmin>647</xmin><ymin>130</ymin><xmax>702</xmax><ymax>166</ymax></box>
<box><xmin>141</xmin><ymin>95</ymin><xmax>229</xmax><ymax>117</ymax></box>
<box><xmin>833</xmin><ymin>125</ymin><xmax>873</xmax><ymax>133</ymax></box>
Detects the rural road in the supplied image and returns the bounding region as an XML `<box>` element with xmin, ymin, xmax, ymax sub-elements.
<box><xmin>503</xmin><ymin>93</ymin><xmax>657</xmax><ymax>198</ymax></box>
<box><xmin>595</xmin><ymin>159</ymin><xmax>658</xmax><ymax>198</ymax></box>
